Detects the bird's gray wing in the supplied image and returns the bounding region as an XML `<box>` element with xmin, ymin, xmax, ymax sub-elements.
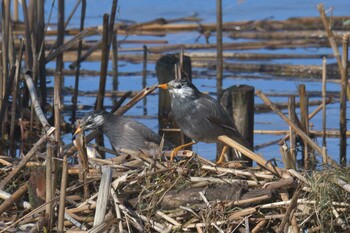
<box><xmin>197</xmin><ymin>94</ymin><xmax>252</xmax><ymax>149</ymax></box>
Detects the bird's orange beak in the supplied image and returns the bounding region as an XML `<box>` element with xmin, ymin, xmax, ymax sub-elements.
<box><xmin>158</xmin><ymin>83</ymin><xmax>168</xmax><ymax>89</ymax></box>
<box><xmin>73</xmin><ymin>125</ymin><xmax>82</xmax><ymax>138</ymax></box>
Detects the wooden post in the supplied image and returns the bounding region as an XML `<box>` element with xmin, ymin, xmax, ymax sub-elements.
<box><xmin>156</xmin><ymin>54</ymin><xmax>192</xmax><ymax>146</ymax></box>
<box><xmin>218</xmin><ymin>85</ymin><xmax>254</xmax><ymax>165</ymax></box>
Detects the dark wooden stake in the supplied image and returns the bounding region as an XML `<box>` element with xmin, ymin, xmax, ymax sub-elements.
<box><xmin>10</xmin><ymin>40</ymin><xmax>23</xmax><ymax>157</ymax></box>
<box><xmin>218</xmin><ymin>85</ymin><xmax>254</xmax><ymax>165</ymax></box>
<box><xmin>96</xmin><ymin>14</ymin><xmax>109</xmax><ymax>110</ymax></box>
<box><xmin>156</xmin><ymin>54</ymin><xmax>192</xmax><ymax>146</ymax></box>
<box><xmin>95</xmin><ymin>14</ymin><xmax>109</xmax><ymax>158</ymax></box>
<box><xmin>216</xmin><ymin>0</ymin><xmax>223</xmax><ymax>98</ymax></box>
<box><xmin>299</xmin><ymin>84</ymin><xmax>310</xmax><ymax>170</ymax></box>
<box><xmin>37</xmin><ymin>0</ymin><xmax>46</xmax><ymax>112</ymax></box>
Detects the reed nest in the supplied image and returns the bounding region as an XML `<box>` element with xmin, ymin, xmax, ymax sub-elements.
<box><xmin>0</xmin><ymin>143</ymin><xmax>350</xmax><ymax>232</ymax></box>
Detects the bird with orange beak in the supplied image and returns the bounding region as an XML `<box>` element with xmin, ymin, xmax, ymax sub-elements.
<box><xmin>158</xmin><ymin>79</ymin><xmax>251</xmax><ymax>163</ymax></box>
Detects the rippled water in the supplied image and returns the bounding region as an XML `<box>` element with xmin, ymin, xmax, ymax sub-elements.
<box><xmin>38</xmin><ymin>0</ymin><xmax>350</xmax><ymax>166</ymax></box>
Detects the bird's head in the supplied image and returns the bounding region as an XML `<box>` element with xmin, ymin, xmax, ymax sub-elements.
<box><xmin>158</xmin><ymin>79</ymin><xmax>199</xmax><ymax>99</ymax></box>
<box><xmin>73</xmin><ymin>110</ymin><xmax>106</xmax><ymax>137</ymax></box>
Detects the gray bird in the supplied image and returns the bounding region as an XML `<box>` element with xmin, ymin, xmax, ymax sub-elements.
<box><xmin>74</xmin><ymin>110</ymin><xmax>173</xmax><ymax>154</ymax></box>
<box><xmin>158</xmin><ymin>79</ymin><xmax>251</xmax><ymax>163</ymax></box>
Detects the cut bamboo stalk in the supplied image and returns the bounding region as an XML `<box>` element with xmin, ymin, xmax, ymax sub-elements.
<box><xmin>256</xmin><ymin>90</ymin><xmax>338</xmax><ymax>167</ymax></box>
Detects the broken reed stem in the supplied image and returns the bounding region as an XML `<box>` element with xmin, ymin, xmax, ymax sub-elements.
<box><xmin>93</xmin><ymin>166</ymin><xmax>112</xmax><ymax>226</ymax></box>
<box><xmin>256</xmin><ymin>90</ymin><xmax>338</xmax><ymax>167</ymax></box>
<box><xmin>0</xmin><ymin>134</ymin><xmax>49</xmax><ymax>190</ymax></box>
<box><xmin>277</xmin><ymin>186</ymin><xmax>301</xmax><ymax>233</ymax></box>
<box><xmin>317</xmin><ymin>4</ymin><xmax>345</xmax><ymax>79</ymax></box>
<box><xmin>57</xmin><ymin>155</ymin><xmax>68</xmax><ymax>233</ymax></box>
<box><xmin>9</xmin><ymin>39</ymin><xmax>23</xmax><ymax>156</ymax></box>
<box><xmin>46</xmin><ymin>139</ymin><xmax>54</xmax><ymax>231</ymax></box>
<box><xmin>0</xmin><ymin>183</ymin><xmax>28</xmax><ymax>215</ymax></box>
<box><xmin>218</xmin><ymin>135</ymin><xmax>283</xmax><ymax>176</ymax></box>
<box><xmin>23</xmin><ymin>71</ymin><xmax>51</xmax><ymax>132</ymax></box>
<box><xmin>46</xmin><ymin>29</ymin><xmax>94</xmax><ymax>63</ymax></box>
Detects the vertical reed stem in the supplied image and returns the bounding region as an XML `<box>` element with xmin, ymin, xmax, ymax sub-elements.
<box><xmin>112</xmin><ymin>33</ymin><xmax>119</xmax><ymax>92</ymax></box>
<box><xmin>142</xmin><ymin>45</ymin><xmax>148</xmax><ymax>115</ymax></box>
<box><xmin>71</xmin><ymin>0</ymin><xmax>86</xmax><ymax>126</ymax></box>
<box><xmin>96</xmin><ymin>14</ymin><xmax>109</xmax><ymax>110</ymax></box>
<box><xmin>57</xmin><ymin>155</ymin><xmax>68</xmax><ymax>233</ymax></box>
<box><xmin>321</xmin><ymin>57</ymin><xmax>327</xmax><ymax>164</ymax></box>
<box><xmin>216</xmin><ymin>0</ymin><xmax>223</xmax><ymax>98</ymax></box>
<box><xmin>21</xmin><ymin>0</ymin><xmax>33</xmax><ymax>70</ymax></box>
<box><xmin>340</xmin><ymin>33</ymin><xmax>349</xmax><ymax>166</ymax></box>
<box><xmin>10</xmin><ymin>40</ymin><xmax>23</xmax><ymax>157</ymax></box>
<box><xmin>299</xmin><ymin>85</ymin><xmax>309</xmax><ymax>169</ymax></box>
<box><xmin>288</xmin><ymin>96</ymin><xmax>296</xmax><ymax>166</ymax></box>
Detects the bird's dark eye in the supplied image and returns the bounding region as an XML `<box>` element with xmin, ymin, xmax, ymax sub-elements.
<box><xmin>175</xmin><ymin>84</ymin><xmax>182</xmax><ymax>89</ymax></box>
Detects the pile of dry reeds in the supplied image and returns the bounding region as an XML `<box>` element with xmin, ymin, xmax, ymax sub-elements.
<box><xmin>1</xmin><ymin>140</ymin><xmax>350</xmax><ymax>232</ymax></box>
